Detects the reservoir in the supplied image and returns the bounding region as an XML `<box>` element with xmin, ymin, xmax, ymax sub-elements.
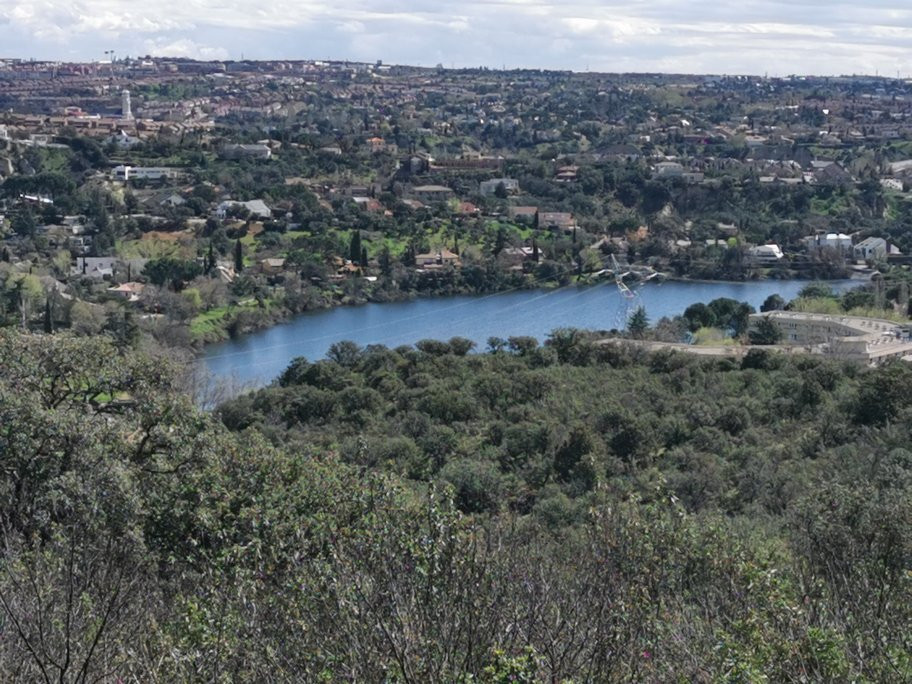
<box><xmin>202</xmin><ymin>279</ymin><xmax>859</xmax><ymax>388</ymax></box>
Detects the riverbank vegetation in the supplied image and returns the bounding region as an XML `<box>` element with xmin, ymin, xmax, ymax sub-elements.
<box><xmin>2</xmin><ymin>328</ymin><xmax>910</xmax><ymax>681</ymax></box>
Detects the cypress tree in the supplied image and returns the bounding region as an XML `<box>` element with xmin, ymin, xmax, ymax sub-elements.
<box><xmin>43</xmin><ymin>298</ymin><xmax>53</xmax><ymax>334</ymax></box>
<box><xmin>349</xmin><ymin>231</ymin><xmax>362</xmax><ymax>263</ymax></box>
<box><xmin>234</xmin><ymin>239</ymin><xmax>243</xmax><ymax>272</ymax></box>
<box><xmin>360</xmin><ymin>246</ymin><xmax>368</xmax><ymax>268</ymax></box>
<box><xmin>532</xmin><ymin>238</ymin><xmax>539</xmax><ymax>262</ymax></box>
<box><xmin>494</xmin><ymin>227</ymin><xmax>506</xmax><ymax>256</ymax></box>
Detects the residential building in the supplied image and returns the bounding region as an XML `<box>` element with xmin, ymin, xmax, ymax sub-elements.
<box><xmin>216</xmin><ymin>199</ymin><xmax>272</xmax><ymax>219</ymax></box>
<box><xmin>107</xmin><ymin>282</ymin><xmax>145</xmax><ymax>302</ymax></box>
<box><xmin>499</xmin><ymin>246</ymin><xmax>536</xmax><ymax>269</ymax></box>
<box><xmin>509</xmin><ymin>206</ymin><xmax>538</xmax><ymax>224</ymax></box>
<box><xmin>260</xmin><ymin>257</ymin><xmax>286</xmax><ymax>275</ymax></box>
<box><xmin>414</xmin><ymin>248</ymin><xmax>461</xmax><ymax>268</ymax></box>
<box><xmin>854</xmin><ymin>236</ymin><xmax>888</xmax><ymax>261</ymax></box>
<box><xmin>554</xmin><ymin>166</ymin><xmax>578</xmax><ymax>183</ymax></box>
<box><xmin>73</xmin><ymin>256</ymin><xmax>117</xmax><ymax>279</ymax></box>
<box><xmin>104</xmin><ymin>131</ymin><xmax>142</xmax><ymax>149</ymax></box>
<box><xmin>479</xmin><ymin>178</ymin><xmax>520</xmax><ymax>196</ymax></box>
<box><xmin>813</xmin><ymin>162</ymin><xmax>853</xmax><ymax>186</ymax></box>
<box><xmin>539</xmin><ymin>211</ymin><xmax>576</xmax><ymax>232</ymax></box>
<box><xmin>654</xmin><ymin>161</ymin><xmax>684</xmax><ymax>178</ymax></box>
<box><xmin>409</xmin><ymin>185</ymin><xmax>454</xmax><ymax>204</ymax></box>
<box><xmin>748</xmin><ymin>244</ymin><xmax>784</xmax><ymax>265</ymax></box>
<box><xmin>805</xmin><ymin>233</ymin><xmax>853</xmax><ymax>255</ymax></box>
<box><xmin>113</xmin><ymin>165</ymin><xmax>180</xmax><ymax>182</ymax></box>
<box><xmin>219</xmin><ymin>144</ymin><xmax>272</xmax><ymax>160</ymax></box>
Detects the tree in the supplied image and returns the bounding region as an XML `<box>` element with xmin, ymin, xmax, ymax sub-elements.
<box><xmin>627</xmin><ymin>306</ymin><xmax>649</xmax><ymax>338</ymax></box>
<box><xmin>448</xmin><ymin>337</ymin><xmax>476</xmax><ymax>356</ymax></box>
<box><xmin>379</xmin><ymin>247</ymin><xmax>392</xmax><ymax>276</ymax></box>
<box><xmin>360</xmin><ymin>246</ymin><xmax>368</xmax><ymax>268</ymax></box>
<box><xmin>507</xmin><ymin>336</ymin><xmax>538</xmax><ymax>356</ymax></box>
<box><xmin>531</xmin><ymin>239</ymin><xmax>540</xmax><ymax>263</ymax></box>
<box><xmin>706</xmin><ymin>298</ymin><xmax>754</xmax><ymax>336</ymax></box>
<box><xmin>5</xmin><ymin>273</ymin><xmax>43</xmax><ymax>329</ymax></box>
<box><xmin>234</xmin><ymin>238</ymin><xmax>244</xmax><ymax>273</ymax></box>
<box><xmin>799</xmin><ymin>282</ymin><xmax>836</xmax><ymax>299</ymax></box>
<box><xmin>68</xmin><ymin>301</ymin><xmax>105</xmax><ymax>335</ymax></box>
<box><xmin>11</xmin><ymin>208</ymin><xmax>36</xmax><ymax>238</ymax></box>
<box><xmin>350</xmin><ymin>230</ymin><xmax>362</xmax><ymax>263</ymax></box>
<box><xmin>143</xmin><ymin>258</ymin><xmax>202</xmax><ymax>290</ymax></box>
<box><xmin>206</xmin><ymin>241</ymin><xmax>217</xmax><ymax>274</ymax></box>
<box><xmin>853</xmin><ymin>362</ymin><xmax>912</xmax><ymax>426</ymax></box>
<box><xmin>683</xmin><ymin>302</ymin><xmax>715</xmax><ymax>332</ymax></box>
<box><xmin>124</xmin><ymin>189</ymin><xmax>139</xmax><ymax>214</ymax></box>
<box><xmin>327</xmin><ymin>340</ymin><xmax>362</xmax><ymax>367</ymax></box>
<box><xmin>760</xmin><ymin>293</ymin><xmax>785</xmax><ymax>312</ymax></box>
<box><xmin>493</xmin><ymin>227</ymin><xmax>507</xmax><ymax>256</ymax></box>
<box><xmin>103</xmin><ymin>308</ymin><xmax>139</xmax><ymax>349</ymax></box>
<box><xmin>487</xmin><ymin>336</ymin><xmax>507</xmax><ymax>353</ymax></box>
<box><xmin>43</xmin><ymin>298</ymin><xmax>53</xmax><ymax>334</ymax></box>
<box><xmin>749</xmin><ymin>316</ymin><xmax>782</xmax><ymax>345</ymax></box>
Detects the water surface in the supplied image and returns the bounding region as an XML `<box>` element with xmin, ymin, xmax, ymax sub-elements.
<box><xmin>202</xmin><ymin>279</ymin><xmax>858</xmax><ymax>387</ymax></box>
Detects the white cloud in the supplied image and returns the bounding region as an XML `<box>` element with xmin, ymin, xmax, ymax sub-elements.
<box><xmin>1</xmin><ymin>0</ymin><xmax>912</xmax><ymax>75</ymax></box>
<box><xmin>143</xmin><ymin>38</ymin><xmax>229</xmax><ymax>61</ymax></box>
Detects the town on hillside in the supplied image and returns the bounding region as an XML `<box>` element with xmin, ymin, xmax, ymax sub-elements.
<box><xmin>2</xmin><ymin>57</ymin><xmax>912</xmax><ymax>346</ymax></box>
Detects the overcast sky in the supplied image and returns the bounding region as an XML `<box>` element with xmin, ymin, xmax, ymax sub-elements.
<box><xmin>2</xmin><ymin>0</ymin><xmax>912</xmax><ymax>76</ymax></box>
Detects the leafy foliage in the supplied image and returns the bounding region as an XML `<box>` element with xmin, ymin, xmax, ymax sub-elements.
<box><xmin>1</xmin><ymin>331</ymin><xmax>912</xmax><ymax>680</ymax></box>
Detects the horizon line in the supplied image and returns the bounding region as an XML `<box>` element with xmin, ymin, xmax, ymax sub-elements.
<box><xmin>0</xmin><ymin>55</ymin><xmax>907</xmax><ymax>82</ymax></box>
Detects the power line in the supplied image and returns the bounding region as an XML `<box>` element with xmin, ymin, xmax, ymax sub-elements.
<box><xmin>208</xmin><ymin>278</ymin><xmax>632</xmax><ymax>374</ymax></box>
<box><xmin>198</xmin><ymin>262</ymin><xmax>595</xmax><ymax>364</ymax></box>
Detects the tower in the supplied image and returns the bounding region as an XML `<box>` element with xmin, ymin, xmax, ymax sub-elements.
<box><xmin>121</xmin><ymin>89</ymin><xmax>132</xmax><ymax>120</ymax></box>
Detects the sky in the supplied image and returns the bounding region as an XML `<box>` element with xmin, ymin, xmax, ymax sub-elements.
<box><xmin>2</xmin><ymin>0</ymin><xmax>912</xmax><ymax>77</ymax></box>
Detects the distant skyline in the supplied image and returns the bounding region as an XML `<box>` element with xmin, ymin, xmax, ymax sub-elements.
<box><xmin>2</xmin><ymin>1</ymin><xmax>912</xmax><ymax>77</ymax></box>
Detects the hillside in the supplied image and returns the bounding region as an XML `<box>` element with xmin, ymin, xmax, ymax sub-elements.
<box><xmin>1</xmin><ymin>330</ymin><xmax>910</xmax><ymax>681</ymax></box>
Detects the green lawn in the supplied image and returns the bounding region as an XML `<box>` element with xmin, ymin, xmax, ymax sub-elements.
<box><xmin>189</xmin><ymin>300</ymin><xmax>267</xmax><ymax>339</ymax></box>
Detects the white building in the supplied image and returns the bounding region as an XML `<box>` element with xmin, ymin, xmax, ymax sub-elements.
<box><xmin>805</xmin><ymin>233</ymin><xmax>852</xmax><ymax>254</ymax></box>
<box><xmin>216</xmin><ymin>199</ymin><xmax>272</xmax><ymax>219</ymax></box>
<box><xmin>748</xmin><ymin>244</ymin><xmax>784</xmax><ymax>264</ymax></box>
<box><xmin>854</xmin><ymin>237</ymin><xmax>888</xmax><ymax>261</ymax></box>
<box><xmin>113</xmin><ymin>165</ymin><xmax>179</xmax><ymax>182</ymax></box>
<box><xmin>750</xmin><ymin>311</ymin><xmax>912</xmax><ymax>366</ymax></box>
<box><xmin>654</xmin><ymin>161</ymin><xmax>684</xmax><ymax>178</ymax></box>
<box><xmin>122</xmin><ymin>89</ymin><xmax>133</xmax><ymax>120</ymax></box>
<box><xmin>105</xmin><ymin>131</ymin><xmax>142</xmax><ymax>149</ymax></box>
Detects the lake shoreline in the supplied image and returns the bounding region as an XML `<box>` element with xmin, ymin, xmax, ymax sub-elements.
<box><xmin>200</xmin><ymin>278</ymin><xmax>863</xmax><ymax>389</ymax></box>
<box><xmin>193</xmin><ymin>272</ymin><xmax>865</xmax><ymax>349</ymax></box>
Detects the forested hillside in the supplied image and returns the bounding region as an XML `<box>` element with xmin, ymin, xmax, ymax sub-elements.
<box><xmin>1</xmin><ymin>331</ymin><xmax>911</xmax><ymax>681</ymax></box>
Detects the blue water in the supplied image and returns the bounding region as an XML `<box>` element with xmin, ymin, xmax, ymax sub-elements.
<box><xmin>201</xmin><ymin>279</ymin><xmax>859</xmax><ymax>388</ymax></box>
